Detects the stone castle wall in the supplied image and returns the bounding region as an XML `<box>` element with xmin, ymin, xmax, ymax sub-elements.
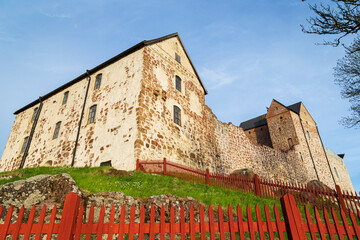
<box><xmin>0</xmin><ymin>36</ymin><xmax>353</xmax><ymax>192</ymax></box>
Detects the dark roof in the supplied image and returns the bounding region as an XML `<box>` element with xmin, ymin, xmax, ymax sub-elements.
<box><xmin>338</xmin><ymin>154</ymin><xmax>345</xmax><ymax>159</ymax></box>
<box><xmin>240</xmin><ymin>114</ymin><xmax>267</xmax><ymax>131</ymax></box>
<box><xmin>14</xmin><ymin>33</ymin><xmax>207</xmax><ymax>115</ymax></box>
<box><xmin>287</xmin><ymin>102</ymin><xmax>302</xmax><ymax>114</ymax></box>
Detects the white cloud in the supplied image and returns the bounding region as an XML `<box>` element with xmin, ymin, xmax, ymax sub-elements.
<box><xmin>199</xmin><ymin>67</ymin><xmax>237</xmax><ymax>89</ymax></box>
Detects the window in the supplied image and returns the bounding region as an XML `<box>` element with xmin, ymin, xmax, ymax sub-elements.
<box><xmin>31</xmin><ymin>108</ymin><xmax>38</xmax><ymax>122</ymax></box>
<box><xmin>94</xmin><ymin>74</ymin><xmax>102</xmax><ymax>90</ymax></box>
<box><xmin>21</xmin><ymin>137</ymin><xmax>29</xmax><ymax>154</ymax></box>
<box><xmin>53</xmin><ymin>121</ymin><xmax>61</xmax><ymax>139</ymax></box>
<box><xmin>62</xmin><ymin>91</ymin><xmax>69</xmax><ymax>105</ymax></box>
<box><xmin>88</xmin><ymin>105</ymin><xmax>97</xmax><ymax>124</ymax></box>
<box><xmin>288</xmin><ymin>138</ymin><xmax>293</xmax><ymax>148</ymax></box>
<box><xmin>307</xmin><ymin>131</ymin><xmax>310</xmax><ymax>139</ymax></box>
<box><xmin>174</xmin><ymin>105</ymin><xmax>181</xmax><ymax>126</ymax></box>
<box><xmin>278</xmin><ymin>128</ymin><xmax>281</xmax><ymax>132</ymax></box>
<box><xmin>299</xmin><ymin>152</ymin><xmax>303</xmax><ymax>161</ymax></box>
<box><xmin>334</xmin><ymin>167</ymin><xmax>339</xmax><ymax>178</ymax></box>
<box><xmin>280</xmin><ymin>116</ymin><xmax>283</xmax><ymax>120</ymax></box>
<box><xmin>175</xmin><ymin>53</ymin><xmax>181</xmax><ymax>63</ymax></box>
<box><xmin>175</xmin><ymin>75</ymin><xmax>181</xmax><ymax>92</ymax></box>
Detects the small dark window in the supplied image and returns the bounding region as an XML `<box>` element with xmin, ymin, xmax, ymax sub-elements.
<box><xmin>20</xmin><ymin>137</ymin><xmax>29</xmax><ymax>154</ymax></box>
<box><xmin>278</xmin><ymin>128</ymin><xmax>281</xmax><ymax>132</ymax></box>
<box><xmin>288</xmin><ymin>138</ymin><xmax>293</xmax><ymax>148</ymax></box>
<box><xmin>276</xmin><ymin>107</ymin><xmax>278</xmax><ymax>110</ymax></box>
<box><xmin>260</xmin><ymin>128</ymin><xmax>263</xmax><ymax>131</ymax></box>
<box><xmin>94</xmin><ymin>74</ymin><xmax>102</xmax><ymax>90</ymax></box>
<box><xmin>175</xmin><ymin>76</ymin><xmax>181</xmax><ymax>92</ymax></box>
<box><xmin>175</xmin><ymin>53</ymin><xmax>181</xmax><ymax>63</ymax></box>
<box><xmin>280</xmin><ymin>116</ymin><xmax>283</xmax><ymax>120</ymax></box>
<box><xmin>334</xmin><ymin>167</ymin><xmax>339</xmax><ymax>178</ymax></box>
<box><xmin>174</xmin><ymin>105</ymin><xmax>181</xmax><ymax>126</ymax></box>
<box><xmin>100</xmin><ymin>160</ymin><xmax>112</xmax><ymax>167</ymax></box>
<box><xmin>248</xmin><ymin>131</ymin><xmax>251</xmax><ymax>134</ymax></box>
<box><xmin>53</xmin><ymin>121</ymin><xmax>61</xmax><ymax>139</ymax></box>
<box><xmin>88</xmin><ymin>105</ymin><xmax>97</xmax><ymax>124</ymax></box>
<box><xmin>31</xmin><ymin>108</ymin><xmax>38</xmax><ymax>122</ymax></box>
<box><xmin>62</xmin><ymin>91</ymin><xmax>69</xmax><ymax>105</ymax></box>
<box><xmin>307</xmin><ymin>131</ymin><xmax>310</xmax><ymax>139</ymax></box>
<box><xmin>299</xmin><ymin>152</ymin><xmax>303</xmax><ymax>161</ymax></box>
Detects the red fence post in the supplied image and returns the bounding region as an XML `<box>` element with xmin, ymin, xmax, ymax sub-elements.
<box><xmin>206</xmin><ymin>169</ymin><xmax>210</xmax><ymax>185</ymax></box>
<box><xmin>335</xmin><ymin>185</ymin><xmax>347</xmax><ymax>212</ymax></box>
<box><xmin>281</xmin><ymin>193</ymin><xmax>307</xmax><ymax>240</ymax></box>
<box><xmin>136</xmin><ymin>159</ymin><xmax>140</xmax><ymax>172</ymax></box>
<box><xmin>163</xmin><ymin>158</ymin><xmax>167</xmax><ymax>175</ymax></box>
<box><xmin>254</xmin><ymin>174</ymin><xmax>261</xmax><ymax>197</ymax></box>
<box><xmin>57</xmin><ymin>192</ymin><xmax>81</xmax><ymax>240</ymax></box>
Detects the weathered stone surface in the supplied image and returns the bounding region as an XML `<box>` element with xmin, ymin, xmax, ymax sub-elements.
<box><xmin>307</xmin><ymin>180</ymin><xmax>332</xmax><ymax>192</ymax></box>
<box><xmin>0</xmin><ymin>173</ymin><xmax>81</xmax><ymax>210</ymax></box>
<box><xmin>230</xmin><ymin>168</ymin><xmax>255</xmax><ymax>179</ymax></box>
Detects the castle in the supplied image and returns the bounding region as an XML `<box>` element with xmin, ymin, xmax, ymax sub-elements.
<box><xmin>0</xmin><ymin>33</ymin><xmax>353</xmax><ymax>191</ymax></box>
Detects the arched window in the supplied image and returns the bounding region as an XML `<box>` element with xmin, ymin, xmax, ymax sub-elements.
<box><xmin>53</xmin><ymin>121</ymin><xmax>61</xmax><ymax>139</ymax></box>
<box><xmin>20</xmin><ymin>136</ymin><xmax>29</xmax><ymax>154</ymax></box>
<box><xmin>334</xmin><ymin>167</ymin><xmax>339</xmax><ymax>178</ymax></box>
<box><xmin>174</xmin><ymin>105</ymin><xmax>181</xmax><ymax>126</ymax></box>
<box><xmin>62</xmin><ymin>91</ymin><xmax>69</xmax><ymax>105</ymax></box>
<box><xmin>94</xmin><ymin>74</ymin><xmax>102</xmax><ymax>90</ymax></box>
<box><xmin>88</xmin><ymin>105</ymin><xmax>97</xmax><ymax>124</ymax></box>
<box><xmin>31</xmin><ymin>107</ymin><xmax>38</xmax><ymax>122</ymax></box>
<box><xmin>175</xmin><ymin>75</ymin><xmax>181</xmax><ymax>92</ymax></box>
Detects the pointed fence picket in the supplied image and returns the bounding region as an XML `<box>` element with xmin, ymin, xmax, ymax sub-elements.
<box><xmin>1</xmin><ymin>192</ymin><xmax>360</xmax><ymax>239</ymax></box>
<box><xmin>138</xmin><ymin>158</ymin><xmax>360</xmax><ymax>215</ymax></box>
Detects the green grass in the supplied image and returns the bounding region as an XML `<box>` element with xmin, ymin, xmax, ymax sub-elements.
<box><xmin>0</xmin><ymin>166</ymin><xmax>282</xmax><ymax>220</ymax></box>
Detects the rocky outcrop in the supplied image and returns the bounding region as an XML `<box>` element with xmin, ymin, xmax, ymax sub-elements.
<box><xmin>230</xmin><ymin>168</ymin><xmax>255</xmax><ymax>179</ymax></box>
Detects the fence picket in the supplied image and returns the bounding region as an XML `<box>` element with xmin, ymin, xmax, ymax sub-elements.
<box><xmin>97</xmin><ymin>205</ymin><xmax>105</xmax><ymax>240</ymax></box>
<box><xmin>118</xmin><ymin>205</ymin><xmax>126</xmax><ymax>240</ymax></box>
<box><xmin>75</xmin><ymin>205</ymin><xmax>84</xmax><ymax>240</ymax></box>
<box><xmin>180</xmin><ymin>205</ymin><xmax>186</xmax><ymax>240</ymax></box>
<box><xmin>128</xmin><ymin>205</ymin><xmax>136</xmax><ymax>240</ymax></box>
<box><xmin>160</xmin><ymin>205</ymin><xmax>165</xmax><ymax>240</ymax></box>
<box><xmin>189</xmin><ymin>205</ymin><xmax>195</xmax><ymax>240</ymax></box>
<box><xmin>228</xmin><ymin>205</ymin><xmax>235</xmax><ymax>240</ymax></box>
<box><xmin>218</xmin><ymin>205</ymin><xmax>225</xmax><ymax>240</ymax></box>
<box><xmin>34</xmin><ymin>205</ymin><xmax>46</xmax><ymax>240</ymax></box>
<box><xmin>199</xmin><ymin>205</ymin><xmax>206</xmax><ymax>240</ymax></box>
<box><xmin>107</xmin><ymin>205</ymin><xmax>115</xmax><ymax>240</ymax></box>
<box><xmin>274</xmin><ymin>204</ymin><xmax>284</xmax><ymax>240</ymax></box>
<box><xmin>247</xmin><ymin>205</ymin><xmax>255</xmax><ymax>240</ymax></box>
<box><xmin>139</xmin><ymin>205</ymin><xmax>145</xmax><ymax>240</ymax></box>
<box><xmin>314</xmin><ymin>207</ymin><xmax>326</xmax><ymax>239</ymax></box>
<box><xmin>323</xmin><ymin>207</ymin><xmax>335</xmax><ymax>240</ymax></box>
<box><xmin>305</xmin><ymin>205</ymin><xmax>316</xmax><ymax>240</ymax></box>
<box><xmin>86</xmin><ymin>204</ymin><xmax>95</xmax><ymax>240</ymax></box>
<box><xmin>349</xmin><ymin>210</ymin><xmax>360</xmax><ymax>238</ymax></box>
<box><xmin>24</xmin><ymin>205</ymin><xmax>36</xmax><ymax>240</ymax></box>
<box><xmin>237</xmin><ymin>205</ymin><xmax>245</xmax><ymax>240</ymax></box>
<box><xmin>170</xmin><ymin>205</ymin><xmax>175</xmax><ymax>240</ymax></box>
<box><xmin>46</xmin><ymin>205</ymin><xmax>57</xmax><ymax>240</ymax></box>
<box><xmin>11</xmin><ymin>205</ymin><xmax>24</xmax><ymax>240</ymax></box>
<box><xmin>340</xmin><ymin>208</ymin><xmax>352</xmax><ymax>238</ymax></box>
<box><xmin>331</xmin><ymin>208</ymin><xmax>344</xmax><ymax>240</ymax></box>
<box><xmin>255</xmin><ymin>205</ymin><xmax>264</xmax><ymax>240</ymax></box>
<box><xmin>0</xmin><ymin>205</ymin><xmax>13</xmax><ymax>240</ymax></box>
<box><xmin>150</xmin><ymin>205</ymin><xmax>156</xmax><ymax>240</ymax></box>
<box><xmin>208</xmin><ymin>205</ymin><xmax>216</xmax><ymax>240</ymax></box>
<box><xmin>264</xmin><ymin>205</ymin><xmax>274</xmax><ymax>240</ymax></box>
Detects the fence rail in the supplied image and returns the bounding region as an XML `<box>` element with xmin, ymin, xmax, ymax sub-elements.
<box><xmin>1</xmin><ymin>192</ymin><xmax>360</xmax><ymax>239</ymax></box>
<box><xmin>137</xmin><ymin>158</ymin><xmax>360</xmax><ymax>215</ymax></box>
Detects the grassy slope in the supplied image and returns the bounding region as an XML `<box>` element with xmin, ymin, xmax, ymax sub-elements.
<box><xmin>0</xmin><ymin>166</ymin><xmax>282</xmax><ymax>219</ymax></box>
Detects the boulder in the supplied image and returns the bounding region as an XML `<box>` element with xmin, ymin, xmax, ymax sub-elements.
<box><xmin>230</xmin><ymin>168</ymin><xmax>255</xmax><ymax>179</ymax></box>
<box><xmin>307</xmin><ymin>180</ymin><xmax>332</xmax><ymax>192</ymax></box>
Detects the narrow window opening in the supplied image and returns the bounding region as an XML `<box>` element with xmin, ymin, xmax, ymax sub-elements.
<box><xmin>53</xmin><ymin>121</ymin><xmax>61</xmax><ymax>139</ymax></box>
<box><xmin>174</xmin><ymin>105</ymin><xmax>181</xmax><ymax>126</ymax></box>
<box><xmin>175</xmin><ymin>53</ymin><xmax>181</xmax><ymax>63</ymax></box>
<box><xmin>31</xmin><ymin>108</ymin><xmax>38</xmax><ymax>122</ymax></box>
<box><xmin>278</xmin><ymin>128</ymin><xmax>281</xmax><ymax>132</ymax></box>
<box><xmin>20</xmin><ymin>137</ymin><xmax>29</xmax><ymax>154</ymax></box>
<box><xmin>260</xmin><ymin>128</ymin><xmax>263</xmax><ymax>131</ymax></box>
<box><xmin>280</xmin><ymin>116</ymin><xmax>283</xmax><ymax>120</ymax></box>
<box><xmin>94</xmin><ymin>74</ymin><xmax>102</xmax><ymax>90</ymax></box>
<box><xmin>62</xmin><ymin>91</ymin><xmax>69</xmax><ymax>105</ymax></box>
<box><xmin>307</xmin><ymin>130</ymin><xmax>310</xmax><ymax>139</ymax></box>
<box><xmin>175</xmin><ymin>75</ymin><xmax>181</xmax><ymax>92</ymax></box>
<box><xmin>299</xmin><ymin>152</ymin><xmax>303</xmax><ymax>161</ymax></box>
<box><xmin>288</xmin><ymin>138</ymin><xmax>293</xmax><ymax>148</ymax></box>
<box><xmin>248</xmin><ymin>131</ymin><xmax>251</xmax><ymax>134</ymax></box>
<box><xmin>88</xmin><ymin>105</ymin><xmax>97</xmax><ymax>124</ymax></box>
<box><xmin>334</xmin><ymin>167</ymin><xmax>339</xmax><ymax>178</ymax></box>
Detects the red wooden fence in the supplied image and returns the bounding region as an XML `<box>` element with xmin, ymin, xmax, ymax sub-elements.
<box><xmin>1</xmin><ymin>192</ymin><xmax>360</xmax><ymax>239</ymax></box>
<box><xmin>137</xmin><ymin>158</ymin><xmax>360</xmax><ymax>215</ymax></box>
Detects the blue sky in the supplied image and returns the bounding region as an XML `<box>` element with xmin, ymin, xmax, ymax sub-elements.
<box><xmin>1</xmin><ymin>0</ymin><xmax>359</xmax><ymax>190</ymax></box>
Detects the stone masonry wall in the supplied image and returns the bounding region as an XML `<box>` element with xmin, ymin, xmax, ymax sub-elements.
<box><xmin>0</xmin><ymin>50</ymin><xmax>143</xmax><ymax>171</ymax></box>
<box><xmin>245</xmin><ymin>125</ymin><xmax>272</xmax><ymax>147</ymax></box>
<box><xmin>135</xmin><ymin>38</ymin><xmax>312</xmax><ymax>184</ymax></box>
